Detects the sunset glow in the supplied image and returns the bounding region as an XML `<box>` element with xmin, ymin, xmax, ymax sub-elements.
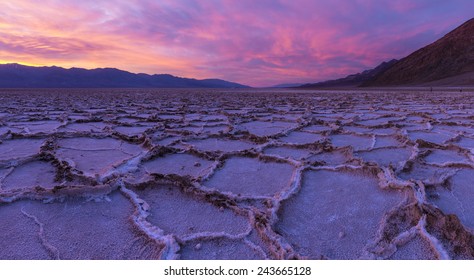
<box><xmin>0</xmin><ymin>0</ymin><xmax>472</xmax><ymax>86</ymax></box>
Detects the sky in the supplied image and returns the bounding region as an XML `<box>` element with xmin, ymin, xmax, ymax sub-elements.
<box><xmin>0</xmin><ymin>0</ymin><xmax>473</xmax><ymax>87</ymax></box>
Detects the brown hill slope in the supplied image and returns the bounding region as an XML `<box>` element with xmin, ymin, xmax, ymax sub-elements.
<box><xmin>298</xmin><ymin>59</ymin><xmax>397</xmax><ymax>88</ymax></box>
<box><xmin>365</xmin><ymin>18</ymin><xmax>474</xmax><ymax>86</ymax></box>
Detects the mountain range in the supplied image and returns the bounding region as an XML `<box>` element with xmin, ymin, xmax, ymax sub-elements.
<box><xmin>298</xmin><ymin>59</ymin><xmax>398</xmax><ymax>88</ymax></box>
<box><xmin>0</xmin><ymin>64</ymin><xmax>249</xmax><ymax>88</ymax></box>
<box><xmin>300</xmin><ymin>17</ymin><xmax>474</xmax><ymax>88</ymax></box>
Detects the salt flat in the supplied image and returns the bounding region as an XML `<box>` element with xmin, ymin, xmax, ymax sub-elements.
<box><xmin>0</xmin><ymin>88</ymin><xmax>473</xmax><ymax>260</ymax></box>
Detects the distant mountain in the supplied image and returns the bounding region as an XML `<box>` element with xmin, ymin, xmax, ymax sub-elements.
<box><xmin>271</xmin><ymin>83</ymin><xmax>305</xmax><ymax>88</ymax></box>
<box><xmin>364</xmin><ymin>18</ymin><xmax>474</xmax><ymax>86</ymax></box>
<box><xmin>0</xmin><ymin>63</ymin><xmax>249</xmax><ymax>88</ymax></box>
<box><xmin>297</xmin><ymin>60</ymin><xmax>398</xmax><ymax>88</ymax></box>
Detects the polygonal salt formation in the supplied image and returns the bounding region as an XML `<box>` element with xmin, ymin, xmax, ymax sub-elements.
<box><xmin>132</xmin><ymin>185</ymin><xmax>249</xmax><ymax>239</ymax></box>
<box><xmin>455</xmin><ymin>137</ymin><xmax>474</xmax><ymax>150</ymax></box>
<box><xmin>389</xmin><ymin>234</ymin><xmax>438</xmax><ymax>260</ymax></box>
<box><xmin>59</xmin><ymin>122</ymin><xmax>107</xmax><ymax>133</ymax></box>
<box><xmin>0</xmin><ymin>192</ymin><xmax>162</xmax><ymax>259</ymax></box>
<box><xmin>55</xmin><ymin>137</ymin><xmax>145</xmax><ymax>178</ymax></box>
<box><xmin>278</xmin><ymin>131</ymin><xmax>324</xmax><ymax>145</ymax></box>
<box><xmin>142</xmin><ymin>153</ymin><xmax>214</xmax><ymax>178</ymax></box>
<box><xmin>276</xmin><ymin>168</ymin><xmax>406</xmax><ymax>259</ymax></box>
<box><xmin>240</xmin><ymin>121</ymin><xmax>295</xmax><ymax>137</ymax></box>
<box><xmin>1</xmin><ymin>161</ymin><xmax>57</xmax><ymax>190</ymax></box>
<box><xmin>263</xmin><ymin>146</ymin><xmax>312</xmax><ymax>161</ymax></box>
<box><xmin>9</xmin><ymin>120</ymin><xmax>62</xmax><ymax>134</ymax></box>
<box><xmin>373</xmin><ymin>135</ymin><xmax>403</xmax><ymax>148</ymax></box>
<box><xmin>179</xmin><ymin>238</ymin><xmax>263</xmax><ymax>260</ymax></box>
<box><xmin>356</xmin><ymin>116</ymin><xmax>400</xmax><ymax>126</ymax></box>
<box><xmin>398</xmin><ymin>163</ymin><xmax>456</xmax><ymax>185</ymax></box>
<box><xmin>408</xmin><ymin>131</ymin><xmax>452</xmax><ymax>145</ymax></box>
<box><xmin>426</xmin><ymin>169</ymin><xmax>474</xmax><ymax>229</ymax></box>
<box><xmin>204</xmin><ymin>157</ymin><xmax>295</xmax><ymax>197</ymax></box>
<box><xmin>356</xmin><ymin>147</ymin><xmax>412</xmax><ymax>167</ymax></box>
<box><xmin>301</xmin><ymin>124</ymin><xmax>331</xmax><ymax>133</ymax></box>
<box><xmin>188</xmin><ymin>138</ymin><xmax>255</xmax><ymax>152</ymax></box>
<box><xmin>330</xmin><ymin>134</ymin><xmax>373</xmax><ymax>151</ymax></box>
<box><xmin>113</xmin><ymin>126</ymin><xmax>151</xmax><ymax>136</ymax></box>
<box><xmin>423</xmin><ymin>149</ymin><xmax>471</xmax><ymax>165</ymax></box>
<box><xmin>0</xmin><ymin>139</ymin><xmax>45</xmax><ymax>162</ymax></box>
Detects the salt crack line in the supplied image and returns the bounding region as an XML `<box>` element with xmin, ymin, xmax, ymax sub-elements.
<box><xmin>198</xmin><ymin>160</ymin><xmax>220</xmax><ymax>181</ymax></box>
<box><xmin>447</xmin><ymin>178</ymin><xmax>467</xmax><ymax>222</ymax></box>
<box><xmin>377</xmin><ymin>166</ymin><xmax>414</xmax><ymax>190</ymax></box>
<box><xmin>119</xmin><ymin>184</ymin><xmax>180</xmax><ymax>260</ymax></box>
<box><xmin>179</xmin><ymin>229</ymin><xmax>251</xmax><ymax>243</ymax></box>
<box><xmin>243</xmin><ymin>238</ymin><xmax>269</xmax><ymax>259</ymax></box>
<box><xmin>416</xmin><ymin>215</ymin><xmax>450</xmax><ymax>260</ymax></box>
<box><xmin>0</xmin><ymin>166</ymin><xmax>15</xmax><ymax>191</ymax></box>
<box><xmin>20</xmin><ymin>208</ymin><xmax>60</xmax><ymax>260</ymax></box>
<box><xmin>412</xmin><ymin>181</ymin><xmax>428</xmax><ymax>205</ymax></box>
<box><xmin>370</xmin><ymin>134</ymin><xmax>376</xmax><ymax>150</ymax></box>
<box><xmin>99</xmin><ymin>151</ymin><xmax>146</xmax><ymax>183</ymax></box>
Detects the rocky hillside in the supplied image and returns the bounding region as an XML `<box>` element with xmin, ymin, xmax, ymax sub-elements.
<box><xmin>365</xmin><ymin>18</ymin><xmax>474</xmax><ymax>86</ymax></box>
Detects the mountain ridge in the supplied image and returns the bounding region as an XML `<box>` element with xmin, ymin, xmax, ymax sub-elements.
<box><xmin>0</xmin><ymin>63</ymin><xmax>250</xmax><ymax>88</ymax></box>
<box><xmin>364</xmin><ymin>18</ymin><xmax>474</xmax><ymax>86</ymax></box>
<box><xmin>297</xmin><ymin>59</ymin><xmax>398</xmax><ymax>88</ymax></box>
<box><xmin>296</xmin><ymin>18</ymin><xmax>474</xmax><ymax>88</ymax></box>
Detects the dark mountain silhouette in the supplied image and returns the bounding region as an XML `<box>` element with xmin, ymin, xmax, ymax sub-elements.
<box><xmin>0</xmin><ymin>63</ymin><xmax>249</xmax><ymax>88</ymax></box>
<box><xmin>271</xmin><ymin>83</ymin><xmax>305</xmax><ymax>88</ymax></box>
<box><xmin>364</xmin><ymin>18</ymin><xmax>474</xmax><ymax>86</ymax></box>
<box><xmin>297</xmin><ymin>59</ymin><xmax>397</xmax><ymax>88</ymax></box>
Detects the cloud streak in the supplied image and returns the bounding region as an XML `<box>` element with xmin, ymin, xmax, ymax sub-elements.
<box><xmin>0</xmin><ymin>0</ymin><xmax>472</xmax><ymax>86</ymax></box>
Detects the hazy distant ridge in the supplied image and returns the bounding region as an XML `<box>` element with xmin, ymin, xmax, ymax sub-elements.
<box><xmin>298</xmin><ymin>59</ymin><xmax>397</xmax><ymax>88</ymax></box>
<box><xmin>0</xmin><ymin>63</ymin><xmax>250</xmax><ymax>88</ymax></box>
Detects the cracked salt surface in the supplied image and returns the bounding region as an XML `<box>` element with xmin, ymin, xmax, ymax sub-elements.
<box><xmin>356</xmin><ymin>147</ymin><xmax>412</xmax><ymax>168</ymax></box>
<box><xmin>180</xmin><ymin>238</ymin><xmax>263</xmax><ymax>260</ymax></box>
<box><xmin>0</xmin><ymin>139</ymin><xmax>45</xmax><ymax>161</ymax></box>
<box><xmin>330</xmin><ymin>134</ymin><xmax>373</xmax><ymax>151</ymax></box>
<box><xmin>132</xmin><ymin>184</ymin><xmax>249</xmax><ymax>239</ymax></box>
<box><xmin>2</xmin><ymin>161</ymin><xmax>57</xmax><ymax>191</ymax></box>
<box><xmin>204</xmin><ymin>157</ymin><xmax>295</xmax><ymax>197</ymax></box>
<box><xmin>263</xmin><ymin>146</ymin><xmax>313</xmax><ymax>160</ymax></box>
<box><xmin>427</xmin><ymin>169</ymin><xmax>474</xmax><ymax>229</ymax></box>
<box><xmin>240</xmin><ymin>120</ymin><xmax>296</xmax><ymax>137</ymax></box>
<box><xmin>55</xmin><ymin>137</ymin><xmax>145</xmax><ymax>178</ymax></box>
<box><xmin>142</xmin><ymin>153</ymin><xmax>214</xmax><ymax>178</ymax></box>
<box><xmin>186</xmin><ymin>138</ymin><xmax>255</xmax><ymax>153</ymax></box>
<box><xmin>389</xmin><ymin>234</ymin><xmax>438</xmax><ymax>260</ymax></box>
<box><xmin>0</xmin><ymin>192</ymin><xmax>163</xmax><ymax>259</ymax></box>
<box><xmin>276</xmin><ymin>168</ymin><xmax>407</xmax><ymax>259</ymax></box>
<box><xmin>278</xmin><ymin>131</ymin><xmax>325</xmax><ymax>145</ymax></box>
<box><xmin>1</xmin><ymin>88</ymin><xmax>474</xmax><ymax>259</ymax></box>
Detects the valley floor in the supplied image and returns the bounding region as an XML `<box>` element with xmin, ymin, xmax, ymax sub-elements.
<box><xmin>0</xmin><ymin>88</ymin><xmax>473</xmax><ymax>260</ymax></box>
